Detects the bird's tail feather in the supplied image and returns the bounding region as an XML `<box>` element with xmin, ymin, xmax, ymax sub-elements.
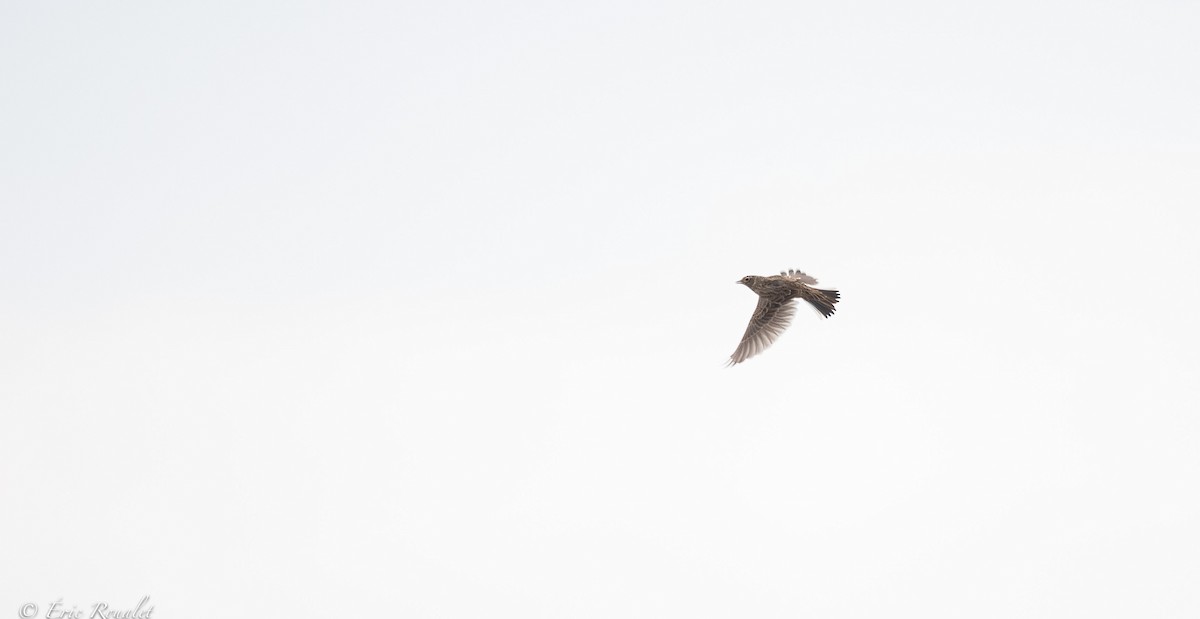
<box><xmin>802</xmin><ymin>288</ymin><xmax>840</xmax><ymax>318</ymax></box>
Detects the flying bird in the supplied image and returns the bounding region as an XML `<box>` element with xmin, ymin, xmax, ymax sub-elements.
<box><xmin>728</xmin><ymin>268</ymin><xmax>839</xmax><ymax>365</ymax></box>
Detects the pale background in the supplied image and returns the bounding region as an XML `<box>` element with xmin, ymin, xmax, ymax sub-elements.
<box><xmin>3</xmin><ymin>1</ymin><xmax>1198</xmax><ymax>617</ymax></box>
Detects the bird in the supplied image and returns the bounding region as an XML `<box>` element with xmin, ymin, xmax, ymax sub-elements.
<box><xmin>728</xmin><ymin>268</ymin><xmax>839</xmax><ymax>365</ymax></box>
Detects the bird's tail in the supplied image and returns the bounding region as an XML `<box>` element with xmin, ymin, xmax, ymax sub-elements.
<box><xmin>802</xmin><ymin>287</ymin><xmax>840</xmax><ymax>318</ymax></box>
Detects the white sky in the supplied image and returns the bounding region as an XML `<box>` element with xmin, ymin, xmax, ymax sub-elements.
<box><xmin>3</xmin><ymin>1</ymin><xmax>1199</xmax><ymax>617</ymax></box>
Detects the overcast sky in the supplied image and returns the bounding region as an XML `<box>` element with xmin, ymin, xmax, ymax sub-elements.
<box><xmin>3</xmin><ymin>1</ymin><xmax>1199</xmax><ymax>617</ymax></box>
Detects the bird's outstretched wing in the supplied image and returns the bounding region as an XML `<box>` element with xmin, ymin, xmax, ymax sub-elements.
<box><xmin>728</xmin><ymin>297</ymin><xmax>797</xmax><ymax>365</ymax></box>
<box><xmin>780</xmin><ymin>269</ymin><xmax>818</xmax><ymax>285</ymax></box>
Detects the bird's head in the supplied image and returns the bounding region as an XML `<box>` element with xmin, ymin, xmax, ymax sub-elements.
<box><xmin>737</xmin><ymin>275</ymin><xmax>758</xmax><ymax>287</ymax></box>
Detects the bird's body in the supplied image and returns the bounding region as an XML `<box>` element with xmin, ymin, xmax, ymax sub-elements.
<box><xmin>728</xmin><ymin>268</ymin><xmax>839</xmax><ymax>365</ymax></box>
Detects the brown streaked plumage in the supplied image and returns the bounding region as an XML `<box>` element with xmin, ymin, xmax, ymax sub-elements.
<box><xmin>727</xmin><ymin>268</ymin><xmax>839</xmax><ymax>366</ymax></box>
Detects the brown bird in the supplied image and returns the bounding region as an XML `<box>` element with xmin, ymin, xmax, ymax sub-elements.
<box><xmin>728</xmin><ymin>269</ymin><xmax>839</xmax><ymax>365</ymax></box>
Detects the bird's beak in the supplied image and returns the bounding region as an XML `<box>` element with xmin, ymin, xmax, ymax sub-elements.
<box><xmin>734</xmin><ymin>280</ymin><xmax>742</xmax><ymax>285</ymax></box>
